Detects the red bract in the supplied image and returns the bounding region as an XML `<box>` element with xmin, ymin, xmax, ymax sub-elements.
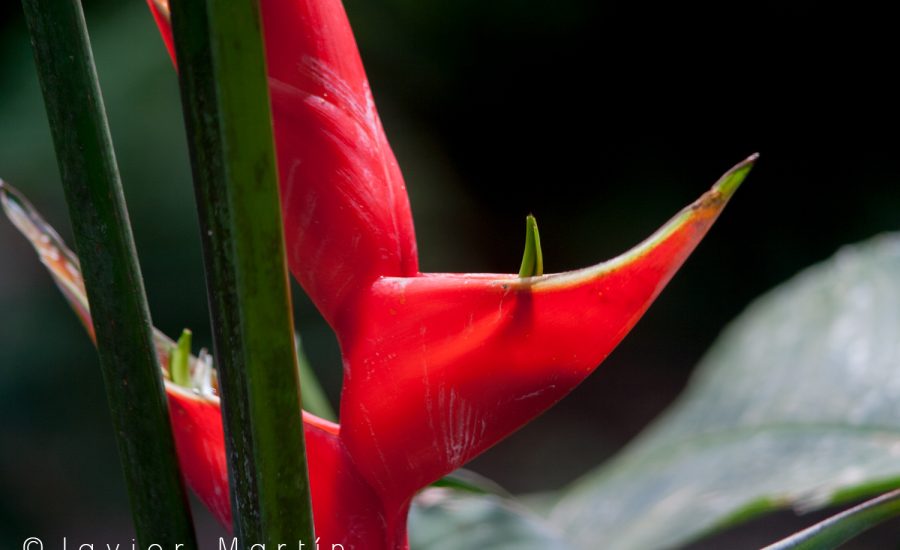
<box><xmin>166</xmin><ymin>389</ymin><xmax>390</xmax><ymax>546</ymax></box>
<box><xmin>121</xmin><ymin>1</ymin><xmax>754</xmax><ymax>548</ymax></box>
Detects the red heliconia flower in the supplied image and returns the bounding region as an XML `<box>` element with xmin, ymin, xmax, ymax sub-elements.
<box><xmin>5</xmin><ymin>1</ymin><xmax>755</xmax><ymax>548</ymax></box>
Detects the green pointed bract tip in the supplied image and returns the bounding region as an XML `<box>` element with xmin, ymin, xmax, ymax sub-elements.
<box><xmin>518</xmin><ymin>214</ymin><xmax>544</xmax><ymax>278</ymax></box>
<box><xmin>169</xmin><ymin>329</ymin><xmax>192</xmax><ymax>387</ymax></box>
<box><xmin>714</xmin><ymin>152</ymin><xmax>759</xmax><ymax>199</ymax></box>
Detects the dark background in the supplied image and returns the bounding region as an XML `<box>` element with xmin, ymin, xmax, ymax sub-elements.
<box><xmin>0</xmin><ymin>0</ymin><xmax>898</xmax><ymax>547</ymax></box>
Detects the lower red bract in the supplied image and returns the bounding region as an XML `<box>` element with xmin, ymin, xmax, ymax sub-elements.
<box><xmin>166</xmin><ymin>389</ymin><xmax>232</xmax><ymax>526</ymax></box>
<box><xmin>167</xmin><ymin>389</ymin><xmax>403</xmax><ymax>549</ymax></box>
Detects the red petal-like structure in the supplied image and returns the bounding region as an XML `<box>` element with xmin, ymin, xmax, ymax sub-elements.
<box><xmin>339</xmin><ymin>159</ymin><xmax>753</xmax><ymax>516</ymax></box>
<box><xmin>165</xmin><ymin>388</ymin><xmax>232</xmax><ymax>526</ymax></box>
<box><xmin>167</xmin><ymin>389</ymin><xmax>395</xmax><ymax>549</ymax></box>
<box><xmin>263</xmin><ymin>0</ymin><xmax>420</xmax><ymax>332</ymax></box>
<box><xmin>148</xmin><ymin>0</ymin><xmax>418</xmax><ymax>330</ymax></box>
<box><xmin>98</xmin><ymin>2</ymin><xmax>761</xmax><ymax>548</ymax></box>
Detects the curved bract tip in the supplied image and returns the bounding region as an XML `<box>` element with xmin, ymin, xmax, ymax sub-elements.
<box><xmin>340</xmin><ymin>156</ymin><xmax>756</xmax><ymax>510</ymax></box>
<box><xmin>1</xmin><ymin>179</ymin><xmax>94</xmax><ymax>340</ymax></box>
<box><xmin>532</xmin><ymin>154</ymin><xmax>756</xmax><ymax>291</ymax></box>
<box><xmin>715</xmin><ymin>152</ymin><xmax>758</xmax><ymax>199</ymax></box>
<box><xmin>0</xmin><ymin>178</ymin><xmax>78</xmax><ymax>266</ymax></box>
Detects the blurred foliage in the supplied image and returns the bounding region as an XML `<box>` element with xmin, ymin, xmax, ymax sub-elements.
<box><xmin>0</xmin><ymin>0</ymin><xmax>898</xmax><ymax>544</ymax></box>
<box><xmin>410</xmin><ymin>488</ymin><xmax>569</xmax><ymax>549</ymax></box>
<box><xmin>552</xmin><ymin>235</ymin><xmax>900</xmax><ymax>549</ymax></box>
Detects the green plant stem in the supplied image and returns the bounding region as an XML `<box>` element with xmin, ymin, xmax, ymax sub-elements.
<box><xmin>764</xmin><ymin>489</ymin><xmax>900</xmax><ymax>550</ymax></box>
<box><xmin>20</xmin><ymin>0</ymin><xmax>197</xmax><ymax>547</ymax></box>
<box><xmin>168</xmin><ymin>0</ymin><xmax>315</xmax><ymax>545</ymax></box>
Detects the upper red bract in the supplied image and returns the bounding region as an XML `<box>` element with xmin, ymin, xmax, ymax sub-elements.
<box><xmin>263</xmin><ymin>0</ymin><xmax>419</xmax><ymax>332</ymax></box>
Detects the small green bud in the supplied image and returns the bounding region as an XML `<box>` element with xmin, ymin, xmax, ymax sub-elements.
<box><xmin>169</xmin><ymin>328</ymin><xmax>192</xmax><ymax>387</ymax></box>
<box><xmin>518</xmin><ymin>214</ymin><xmax>543</xmax><ymax>278</ymax></box>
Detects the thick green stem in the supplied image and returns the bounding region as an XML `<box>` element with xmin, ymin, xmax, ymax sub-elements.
<box><xmin>168</xmin><ymin>0</ymin><xmax>315</xmax><ymax>545</ymax></box>
<box><xmin>20</xmin><ymin>0</ymin><xmax>197</xmax><ymax>547</ymax></box>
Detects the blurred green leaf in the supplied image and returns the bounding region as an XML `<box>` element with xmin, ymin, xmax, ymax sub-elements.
<box><xmin>551</xmin><ymin>234</ymin><xmax>900</xmax><ymax>549</ymax></box>
<box><xmin>764</xmin><ymin>488</ymin><xmax>900</xmax><ymax>550</ymax></box>
<box><xmin>410</xmin><ymin>488</ymin><xmax>570</xmax><ymax>549</ymax></box>
<box><xmin>295</xmin><ymin>334</ymin><xmax>337</xmax><ymax>421</ymax></box>
<box><xmin>432</xmin><ymin>468</ymin><xmax>510</xmax><ymax>496</ymax></box>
